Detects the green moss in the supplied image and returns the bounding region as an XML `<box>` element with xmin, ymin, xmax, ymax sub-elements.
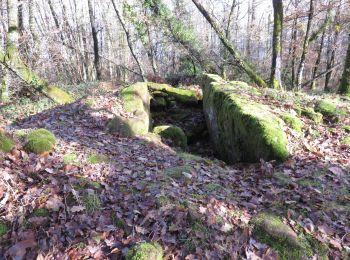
<box><xmin>151</xmin><ymin>96</ymin><xmax>167</xmax><ymax>107</ymax></box>
<box><xmin>0</xmin><ymin>132</ymin><xmax>14</xmax><ymax>153</ymax></box>
<box><xmin>342</xmin><ymin>125</ymin><xmax>350</xmax><ymax>133</ymax></box>
<box><xmin>301</xmin><ymin>108</ymin><xmax>323</xmax><ymax>124</ymax></box>
<box><xmin>108</xmin><ymin>83</ymin><xmax>151</xmax><ymax>137</ymax></box>
<box><xmin>153</xmin><ymin>125</ymin><xmax>187</xmax><ymax>148</ymax></box>
<box><xmin>251</xmin><ymin>213</ymin><xmax>313</xmax><ymax>260</ymax></box>
<box><xmin>156</xmin><ymin>195</ymin><xmax>172</xmax><ymax>208</ymax></box>
<box><xmin>87</xmin><ymin>153</ymin><xmax>109</xmax><ymax>164</ymax></box>
<box><xmin>298</xmin><ymin>178</ymin><xmax>322</xmax><ymax>188</ymax></box>
<box><xmin>63</xmin><ymin>153</ymin><xmax>78</xmax><ymax>165</ymax></box>
<box><xmin>32</xmin><ymin>208</ymin><xmax>49</xmax><ymax>217</ymax></box>
<box><xmin>341</xmin><ymin>137</ymin><xmax>350</xmax><ymax>145</ymax></box>
<box><xmin>25</xmin><ymin>129</ymin><xmax>56</xmax><ymax>154</ymax></box>
<box><xmin>44</xmin><ymin>85</ymin><xmax>74</xmax><ymax>104</ymax></box>
<box><xmin>0</xmin><ymin>221</ymin><xmax>9</xmax><ymax>236</ymax></box>
<box><xmin>281</xmin><ymin>113</ymin><xmax>303</xmax><ymax>133</ymax></box>
<box><xmin>315</xmin><ymin>100</ymin><xmax>337</xmax><ymax>117</ymax></box>
<box><xmin>205</xmin><ymin>183</ymin><xmax>222</xmax><ymax>192</ymax></box>
<box><xmin>178</xmin><ymin>152</ymin><xmax>204</xmax><ymax>162</ymax></box>
<box><xmin>201</xmin><ymin>74</ymin><xmax>289</xmax><ymax>163</ymax></box>
<box><xmin>126</xmin><ymin>242</ymin><xmax>163</xmax><ymax>260</ymax></box>
<box><xmin>273</xmin><ymin>172</ymin><xmax>292</xmax><ymax>186</ymax></box>
<box><xmin>147</xmin><ymin>82</ymin><xmax>200</xmax><ymax>105</ymax></box>
<box><xmin>112</xmin><ymin>215</ymin><xmax>125</xmax><ymax>229</ymax></box>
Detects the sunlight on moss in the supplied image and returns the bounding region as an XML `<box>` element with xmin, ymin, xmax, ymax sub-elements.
<box><xmin>25</xmin><ymin>129</ymin><xmax>56</xmax><ymax>154</ymax></box>
<box><xmin>126</xmin><ymin>242</ymin><xmax>163</xmax><ymax>260</ymax></box>
<box><xmin>63</xmin><ymin>153</ymin><xmax>79</xmax><ymax>165</ymax></box>
<box><xmin>0</xmin><ymin>132</ymin><xmax>14</xmax><ymax>153</ymax></box>
<box><xmin>87</xmin><ymin>153</ymin><xmax>109</xmax><ymax>164</ymax></box>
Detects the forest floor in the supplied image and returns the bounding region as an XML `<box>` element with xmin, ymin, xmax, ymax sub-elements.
<box><xmin>0</xmin><ymin>82</ymin><xmax>350</xmax><ymax>259</ymax></box>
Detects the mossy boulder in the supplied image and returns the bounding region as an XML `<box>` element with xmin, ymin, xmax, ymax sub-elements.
<box><xmin>153</xmin><ymin>125</ymin><xmax>187</xmax><ymax>148</ymax></box>
<box><xmin>126</xmin><ymin>242</ymin><xmax>163</xmax><ymax>260</ymax></box>
<box><xmin>251</xmin><ymin>213</ymin><xmax>316</xmax><ymax>259</ymax></box>
<box><xmin>0</xmin><ymin>132</ymin><xmax>14</xmax><ymax>153</ymax></box>
<box><xmin>147</xmin><ymin>82</ymin><xmax>200</xmax><ymax>105</ymax></box>
<box><xmin>281</xmin><ymin>113</ymin><xmax>303</xmax><ymax>134</ymax></box>
<box><xmin>108</xmin><ymin>83</ymin><xmax>151</xmax><ymax>137</ymax></box>
<box><xmin>201</xmin><ymin>74</ymin><xmax>289</xmax><ymax>163</ymax></box>
<box><xmin>25</xmin><ymin>129</ymin><xmax>56</xmax><ymax>154</ymax></box>
<box><xmin>301</xmin><ymin>107</ymin><xmax>323</xmax><ymax>124</ymax></box>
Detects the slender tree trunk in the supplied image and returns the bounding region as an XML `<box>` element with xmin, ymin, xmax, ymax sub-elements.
<box><xmin>338</xmin><ymin>33</ymin><xmax>350</xmax><ymax>96</ymax></box>
<box><xmin>110</xmin><ymin>0</ymin><xmax>146</xmax><ymax>81</ymax></box>
<box><xmin>191</xmin><ymin>0</ymin><xmax>268</xmax><ymax>88</ymax></box>
<box><xmin>270</xmin><ymin>0</ymin><xmax>283</xmax><ymax>89</ymax></box>
<box><xmin>296</xmin><ymin>0</ymin><xmax>314</xmax><ymax>89</ymax></box>
<box><xmin>87</xmin><ymin>0</ymin><xmax>101</xmax><ymax>80</ymax></box>
<box><xmin>222</xmin><ymin>0</ymin><xmax>236</xmax><ymax>80</ymax></box>
<box><xmin>28</xmin><ymin>0</ymin><xmax>37</xmax><ymax>41</ymax></box>
<box><xmin>310</xmin><ymin>30</ymin><xmax>325</xmax><ymax>90</ymax></box>
<box><xmin>291</xmin><ymin>15</ymin><xmax>298</xmax><ymax>87</ymax></box>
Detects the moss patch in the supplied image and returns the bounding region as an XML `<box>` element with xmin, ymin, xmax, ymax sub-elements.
<box><xmin>84</xmin><ymin>193</ymin><xmax>101</xmax><ymax>213</ymax></box>
<box><xmin>63</xmin><ymin>153</ymin><xmax>79</xmax><ymax>165</ymax></box>
<box><xmin>201</xmin><ymin>74</ymin><xmax>289</xmax><ymax>163</ymax></box>
<box><xmin>0</xmin><ymin>132</ymin><xmax>14</xmax><ymax>153</ymax></box>
<box><xmin>301</xmin><ymin>107</ymin><xmax>323</xmax><ymax>124</ymax></box>
<box><xmin>126</xmin><ymin>242</ymin><xmax>163</xmax><ymax>260</ymax></box>
<box><xmin>315</xmin><ymin>100</ymin><xmax>337</xmax><ymax>117</ymax></box>
<box><xmin>281</xmin><ymin>113</ymin><xmax>303</xmax><ymax>133</ymax></box>
<box><xmin>87</xmin><ymin>153</ymin><xmax>109</xmax><ymax>164</ymax></box>
<box><xmin>251</xmin><ymin>213</ymin><xmax>313</xmax><ymax>259</ymax></box>
<box><xmin>341</xmin><ymin>137</ymin><xmax>350</xmax><ymax>145</ymax></box>
<box><xmin>153</xmin><ymin>125</ymin><xmax>187</xmax><ymax>148</ymax></box>
<box><xmin>25</xmin><ymin>129</ymin><xmax>56</xmax><ymax>154</ymax></box>
<box><xmin>0</xmin><ymin>221</ymin><xmax>9</xmax><ymax>236</ymax></box>
<box><xmin>32</xmin><ymin>208</ymin><xmax>50</xmax><ymax>217</ymax></box>
<box><xmin>148</xmin><ymin>82</ymin><xmax>200</xmax><ymax>105</ymax></box>
<box><xmin>165</xmin><ymin>166</ymin><xmax>192</xmax><ymax>180</ymax></box>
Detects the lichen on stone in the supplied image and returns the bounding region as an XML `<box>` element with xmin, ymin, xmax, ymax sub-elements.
<box><xmin>126</xmin><ymin>242</ymin><xmax>163</xmax><ymax>260</ymax></box>
<box><xmin>281</xmin><ymin>113</ymin><xmax>303</xmax><ymax>134</ymax></box>
<box><xmin>0</xmin><ymin>132</ymin><xmax>14</xmax><ymax>153</ymax></box>
<box><xmin>25</xmin><ymin>129</ymin><xmax>56</xmax><ymax>154</ymax></box>
<box><xmin>153</xmin><ymin>125</ymin><xmax>187</xmax><ymax>148</ymax></box>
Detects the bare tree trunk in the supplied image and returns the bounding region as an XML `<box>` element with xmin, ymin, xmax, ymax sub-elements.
<box><xmin>110</xmin><ymin>0</ymin><xmax>146</xmax><ymax>81</ymax></box>
<box><xmin>270</xmin><ymin>0</ymin><xmax>283</xmax><ymax>89</ymax></box>
<box><xmin>310</xmin><ymin>30</ymin><xmax>325</xmax><ymax>90</ymax></box>
<box><xmin>87</xmin><ymin>0</ymin><xmax>101</xmax><ymax>80</ymax></box>
<box><xmin>296</xmin><ymin>0</ymin><xmax>314</xmax><ymax>89</ymax></box>
<box><xmin>28</xmin><ymin>0</ymin><xmax>37</xmax><ymax>41</ymax></box>
<box><xmin>291</xmin><ymin>14</ymin><xmax>298</xmax><ymax>87</ymax></box>
<box><xmin>338</xmin><ymin>33</ymin><xmax>350</xmax><ymax>96</ymax></box>
<box><xmin>191</xmin><ymin>0</ymin><xmax>268</xmax><ymax>88</ymax></box>
<box><xmin>325</xmin><ymin>5</ymin><xmax>340</xmax><ymax>92</ymax></box>
<box><xmin>222</xmin><ymin>0</ymin><xmax>236</xmax><ymax>80</ymax></box>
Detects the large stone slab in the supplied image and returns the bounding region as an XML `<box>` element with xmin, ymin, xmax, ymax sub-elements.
<box><xmin>201</xmin><ymin>74</ymin><xmax>289</xmax><ymax>163</ymax></box>
<box><xmin>108</xmin><ymin>82</ymin><xmax>151</xmax><ymax>137</ymax></box>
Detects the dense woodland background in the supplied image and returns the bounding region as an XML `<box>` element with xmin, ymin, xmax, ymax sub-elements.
<box><xmin>1</xmin><ymin>0</ymin><xmax>350</xmax><ymax>97</ymax></box>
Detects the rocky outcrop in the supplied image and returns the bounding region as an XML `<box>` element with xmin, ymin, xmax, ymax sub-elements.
<box><xmin>201</xmin><ymin>74</ymin><xmax>289</xmax><ymax>163</ymax></box>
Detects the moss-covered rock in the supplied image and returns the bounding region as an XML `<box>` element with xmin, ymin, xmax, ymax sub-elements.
<box><xmin>126</xmin><ymin>242</ymin><xmax>163</xmax><ymax>260</ymax></box>
<box><xmin>25</xmin><ymin>129</ymin><xmax>56</xmax><ymax>154</ymax></box>
<box><xmin>151</xmin><ymin>96</ymin><xmax>167</xmax><ymax>108</ymax></box>
<box><xmin>0</xmin><ymin>132</ymin><xmax>14</xmax><ymax>153</ymax></box>
<box><xmin>251</xmin><ymin>213</ymin><xmax>313</xmax><ymax>259</ymax></box>
<box><xmin>201</xmin><ymin>74</ymin><xmax>289</xmax><ymax>163</ymax></box>
<box><xmin>153</xmin><ymin>125</ymin><xmax>187</xmax><ymax>148</ymax></box>
<box><xmin>281</xmin><ymin>113</ymin><xmax>303</xmax><ymax>134</ymax></box>
<box><xmin>301</xmin><ymin>107</ymin><xmax>323</xmax><ymax>124</ymax></box>
<box><xmin>341</xmin><ymin>137</ymin><xmax>350</xmax><ymax>145</ymax></box>
<box><xmin>108</xmin><ymin>83</ymin><xmax>151</xmax><ymax>137</ymax></box>
<box><xmin>147</xmin><ymin>82</ymin><xmax>200</xmax><ymax>105</ymax></box>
